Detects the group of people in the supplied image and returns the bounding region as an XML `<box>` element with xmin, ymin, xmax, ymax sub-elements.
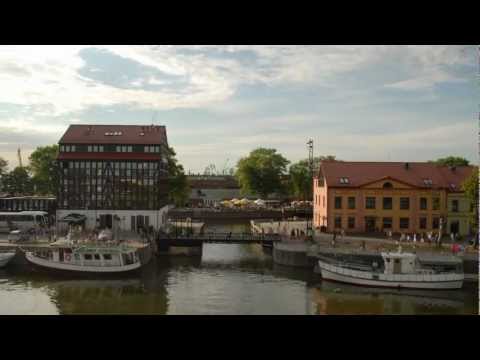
<box><xmin>387</xmin><ymin>230</ymin><xmax>441</xmax><ymax>244</ymax></box>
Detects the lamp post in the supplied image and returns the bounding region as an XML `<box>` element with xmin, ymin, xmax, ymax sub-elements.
<box><xmin>306</xmin><ymin>139</ymin><xmax>314</xmax><ymax>241</ymax></box>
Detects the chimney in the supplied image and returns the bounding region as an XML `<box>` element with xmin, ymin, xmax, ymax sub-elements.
<box><xmin>404</xmin><ymin>162</ymin><xmax>410</xmax><ymax>170</ymax></box>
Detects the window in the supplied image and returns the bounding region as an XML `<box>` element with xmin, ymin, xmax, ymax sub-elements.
<box><xmin>334</xmin><ymin>196</ymin><xmax>342</xmax><ymax>209</ymax></box>
<box><xmin>339</xmin><ymin>177</ymin><xmax>349</xmax><ymax>184</ymax></box>
<box><xmin>383</xmin><ymin>182</ymin><xmax>393</xmax><ymax>189</ymax></box>
<box><xmin>103</xmin><ymin>254</ymin><xmax>112</xmax><ymax>260</ymax></box>
<box><xmin>420</xmin><ymin>197</ymin><xmax>427</xmax><ymax>210</ymax></box>
<box><xmin>145</xmin><ymin>146</ymin><xmax>150</xmax><ymax>153</ymax></box>
<box><xmin>452</xmin><ymin>200</ymin><xmax>459</xmax><ymax>212</ymax></box>
<box><xmin>423</xmin><ymin>179</ymin><xmax>433</xmax><ymax>186</ymax></box>
<box><xmin>334</xmin><ymin>216</ymin><xmax>342</xmax><ymax>229</ymax></box>
<box><xmin>71</xmin><ymin>145</ymin><xmax>76</xmax><ymax>152</ymax></box>
<box><xmin>348</xmin><ymin>197</ymin><xmax>355</xmax><ymax>209</ymax></box>
<box><xmin>366</xmin><ymin>197</ymin><xmax>376</xmax><ymax>209</ymax></box>
<box><xmin>399</xmin><ymin>218</ymin><xmax>409</xmax><ymax>229</ymax></box>
<box><xmin>382</xmin><ymin>217</ymin><xmax>392</xmax><ymax>229</ymax></box>
<box><xmin>383</xmin><ymin>197</ymin><xmax>392</xmax><ymax>210</ymax></box>
<box><xmin>84</xmin><ymin>254</ymin><xmax>93</xmax><ymax>260</ymax></box>
<box><xmin>99</xmin><ymin>145</ymin><xmax>104</xmax><ymax>152</ymax></box>
<box><xmin>94</xmin><ymin>254</ymin><xmax>101</xmax><ymax>260</ymax></box>
<box><xmin>128</xmin><ymin>146</ymin><xmax>132</xmax><ymax>152</ymax></box>
<box><xmin>419</xmin><ymin>217</ymin><xmax>427</xmax><ymax>229</ymax></box>
<box><xmin>432</xmin><ymin>217</ymin><xmax>440</xmax><ymax>229</ymax></box>
<box><xmin>348</xmin><ymin>217</ymin><xmax>355</xmax><ymax>229</ymax></box>
<box><xmin>432</xmin><ymin>197</ymin><xmax>440</xmax><ymax>210</ymax></box>
<box><xmin>400</xmin><ymin>197</ymin><xmax>410</xmax><ymax>210</ymax></box>
<box><xmin>116</xmin><ymin>145</ymin><xmax>121</xmax><ymax>152</ymax></box>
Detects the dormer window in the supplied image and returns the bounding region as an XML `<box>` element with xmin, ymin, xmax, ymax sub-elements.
<box><xmin>423</xmin><ymin>179</ymin><xmax>433</xmax><ymax>186</ymax></box>
<box><xmin>449</xmin><ymin>183</ymin><xmax>456</xmax><ymax>190</ymax></box>
<box><xmin>339</xmin><ymin>177</ymin><xmax>350</xmax><ymax>184</ymax></box>
<box><xmin>383</xmin><ymin>182</ymin><xmax>393</xmax><ymax>189</ymax></box>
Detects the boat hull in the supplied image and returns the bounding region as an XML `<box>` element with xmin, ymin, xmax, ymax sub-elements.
<box><xmin>319</xmin><ymin>260</ymin><xmax>464</xmax><ymax>290</ymax></box>
<box><xmin>0</xmin><ymin>252</ymin><xmax>16</xmax><ymax>268</ymax></box>
<box><xmin>25</xmin><ymin>252</ymin><xmax>142</xmax><ymax>274</ymax></box>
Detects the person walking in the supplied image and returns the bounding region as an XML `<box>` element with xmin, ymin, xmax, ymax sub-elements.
<box><xmin>406</xmin><ymin>234</ymin><xmax>411</xmax><ymax>242</ymax></box>
<box><xmin>413</xmin><ymin>233</ymin><xmax>417</xmax><ymax>243</ymax></box>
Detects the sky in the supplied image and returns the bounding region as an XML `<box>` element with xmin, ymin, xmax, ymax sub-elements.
<box><xmin>0</xmin><ymin>45</ymin><xmax>478</xmax><ymax>173</ymax></box>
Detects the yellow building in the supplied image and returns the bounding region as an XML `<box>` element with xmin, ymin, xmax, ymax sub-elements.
<box><xmin>447</xmin><ymin>192</ymin><xmax>474</xmax><ymax>236</ymax></box>
<box><xmin>313</xmin><ymin>162</ymin><xmax>474</xmax><ymax>236</ymax></box>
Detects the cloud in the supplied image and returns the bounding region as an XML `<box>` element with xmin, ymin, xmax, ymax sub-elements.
<box><xmin>0</xmin><ymin>45</ymin><xmax>474</xmax><ymax>119</ymax></box>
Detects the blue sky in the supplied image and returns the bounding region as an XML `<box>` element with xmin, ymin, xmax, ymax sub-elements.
<box><xmin>0</xmin><ymin>45</ymin><xmax>477</xmax><ymax>172</ymax></box>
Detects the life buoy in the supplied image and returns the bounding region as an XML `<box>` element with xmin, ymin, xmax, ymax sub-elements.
<box><xmin>65</xmin><ymin>254</ymin><xmax>71</xmax><ymax>261</ymax></box>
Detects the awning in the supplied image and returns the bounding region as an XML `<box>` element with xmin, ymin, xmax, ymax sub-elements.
<box><xmin>60</xmin><ymin>213</ymin><xmax>87</xmax><ymax>224</ymax></box>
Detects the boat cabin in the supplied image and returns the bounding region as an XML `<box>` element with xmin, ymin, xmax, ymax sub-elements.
<box><xmin>381</xmin><ymin>252</ymin><xmax>418</xmax><ymax>275</ymax></box>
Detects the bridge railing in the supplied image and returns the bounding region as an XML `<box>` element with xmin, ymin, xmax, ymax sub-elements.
<box><xmin>166</xmin><ymin>232</ymin><xmax>281</xmax><ymax>242</ymax></box>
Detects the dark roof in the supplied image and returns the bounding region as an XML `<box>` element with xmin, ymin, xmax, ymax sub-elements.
<box><xmin>59</xmin><ymin>125</ymin><xmax>168</xmax><ymax>145</ymax></box>
<box><xmin>318</xmin><ymin>161</ymin><xmax>474</xmax><ymax>190</ymax></box>
<box><xmin>187</xmin><ymin>176</ymin><xmax>239</xmax><ymax>189</ymax></box>
<box><xmin>57</xmin><ymin>152</ymin><xmax>162</xmax><ymax>161</ymax></box>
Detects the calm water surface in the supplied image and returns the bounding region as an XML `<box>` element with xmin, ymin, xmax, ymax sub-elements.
<box><xmin>0</xmin><ymin>221</ymin><xmax>478</xmax><ymax>315</ymax></box>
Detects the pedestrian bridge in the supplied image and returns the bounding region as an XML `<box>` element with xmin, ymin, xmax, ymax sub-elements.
<box><xmin>156</xmin><ymin>232</ymin><xmax>282</xmax><ymax>249</ymax></box>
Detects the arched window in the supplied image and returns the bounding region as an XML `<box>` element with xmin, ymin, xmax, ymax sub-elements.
<box><xmin>383</xmin><ymin>182</ymin><xmax>393</xmax><ymax>189</ymax></box>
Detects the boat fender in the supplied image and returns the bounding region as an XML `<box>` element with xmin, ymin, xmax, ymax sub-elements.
<box><xmin>65</xmin><ymin>254</ymin><xmax>71</xmax><ymax>261</ymax></box>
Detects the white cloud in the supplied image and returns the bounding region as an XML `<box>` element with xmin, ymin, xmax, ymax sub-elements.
<box><xmin>0</xmin><ymin>45</ymin><xmax>475</xmax><ymax>141</ymax></box>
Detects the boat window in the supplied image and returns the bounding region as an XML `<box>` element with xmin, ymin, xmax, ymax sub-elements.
<box><xmin>84</xmin><ymin>254</ymin><xmax>93</xmax><ymax>260</ymax></box>
<box><xmin>94</xmin><ymin>254</ymin><xmax>101</xmax><ymax>260</ymax></box>
<box><xmin>103</xmin><ymin>254</ymin><xmax>112</xmax><ymax>260</ymax></box>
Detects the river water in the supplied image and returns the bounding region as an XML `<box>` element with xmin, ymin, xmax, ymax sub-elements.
<box><xmin>0</xmin><ymin>220</ymin><xmax>478</xmax><ymax>315</ymax></box>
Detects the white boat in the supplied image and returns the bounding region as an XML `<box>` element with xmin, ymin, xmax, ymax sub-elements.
<box><xmin>0</xmin><ymin>251</ymin><xmax>16</xmax><ymax>268</ymax></box>
<box><xmin>24</xmin><ymin>240</ymin><xmax>147</xmax><ymax>274</ymax></box>
<box><xmin>318</xmin><ymin>251</ymin><xmax>464</xmax><ymax>290</ymax></box>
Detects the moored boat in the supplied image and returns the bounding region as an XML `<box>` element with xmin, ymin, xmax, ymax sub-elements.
<box><xmin>318</xmin><ymin>250</ymin><xmax>464</xmax><ymax>290</ymax></box>
<box><xmin>0</xmin><ymin>251</ymin><xmax>16</xmax><ymax>268</ymax></box>
<box><xmin>24</xmin><ymin>240</ymin><xmax>148</xmax><ymax>274</ymax></box>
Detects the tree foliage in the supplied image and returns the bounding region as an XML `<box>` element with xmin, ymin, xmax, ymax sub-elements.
<box><xmin>430</xmin><ymin>156</ymin><xmax>470</xmax><ymax>167</ymax></box>
<box><xmin>2</xmin><ymin>167</ymin><xmax>34</xmax><ymax>196</ymax></box>
<box><xmin>235</xmin><ymin>148</ymin><xmax>290</xmax><ymax>198</ymax></box>
<box><xmin>28</xmin><ymin>145</ymin><xmax>59</xmax><ymax>195</ymax></box>
<box><xmin>166</xmin><ymin>146</ymin><xmax>190</xmax><ymax>207</ymax></box>
<box><xmin>288</xmin><ymin>155</ymin><xmax>339</xmax><ymax>200</ymax></box>
<box><xmin>0</xmin><ymin>157</ymin><xmax>8</xmax><ymax>192</ymax></box>
<box><xmin>462</xmin><ymin>166</ymin><xmax>479</xmax><ymax>232</ymax></box>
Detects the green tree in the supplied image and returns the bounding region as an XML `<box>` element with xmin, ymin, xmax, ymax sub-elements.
<box><xmin>235</xmin><ymin>148</ymin><xmax>290</xmax><ymax>198</ymax></box>
<box><xmin>0</xmin><ymin>157</ymin><xmax>8</xmax><ymax>192</ymax></box>
<box><xmin>288</xmin><ymin>155</ymin><xmax>339</xmax><ymax>200</ymax></box>
<box><xmin>28</xmin><ymin>145</ymin><xmax>59</xmax><ymax>195</ymax></box>
<box><xmin>462</xmin><ymin>166</ymin><xmax>479</xmax><ymax>234</ymax></box>
<box><xmin>430</xmin><ymin>156</ymin><xmax>470</xmax><ymax>167</ymax></box>
<box><xmin>165</xmin><ymin>147</ymin><xmax>190</xmax><ymax>207</ymax></box>
<box><xmin>2</xmin><ymin>166</ymin><xmax>34</xmax><ymax>196</ymax></box>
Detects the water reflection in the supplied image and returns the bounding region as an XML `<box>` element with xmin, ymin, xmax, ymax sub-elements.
<box><xmin>0</xmin><ymin>219</ymin><xmax>477</xmax><ymax>315</ymax></box>
<box><xmin>311</xmin><ymin>281</ymin><xmax>477</xmax><ymax>315</ymax></box>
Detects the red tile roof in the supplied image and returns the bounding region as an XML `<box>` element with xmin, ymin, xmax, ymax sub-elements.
<box><xmin>318</xmin><ymin>161</ymin><xmax>474</xmax><ymax>190</ymax></box>
<box><xmin>57</xmin><ymin>152</ymin><xmax>162</xmax><ymax>161</ymax></box>
<box><xmin>59</xmin><ymin>125</ymin><xmax>168</xmax><ymax>145</ymax></box>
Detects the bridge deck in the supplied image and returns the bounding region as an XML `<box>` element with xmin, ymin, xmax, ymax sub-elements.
<box><xmin>159</xmin><ymin>233</ymin><xmax>281</xmax><ymax>246</ymax></box>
